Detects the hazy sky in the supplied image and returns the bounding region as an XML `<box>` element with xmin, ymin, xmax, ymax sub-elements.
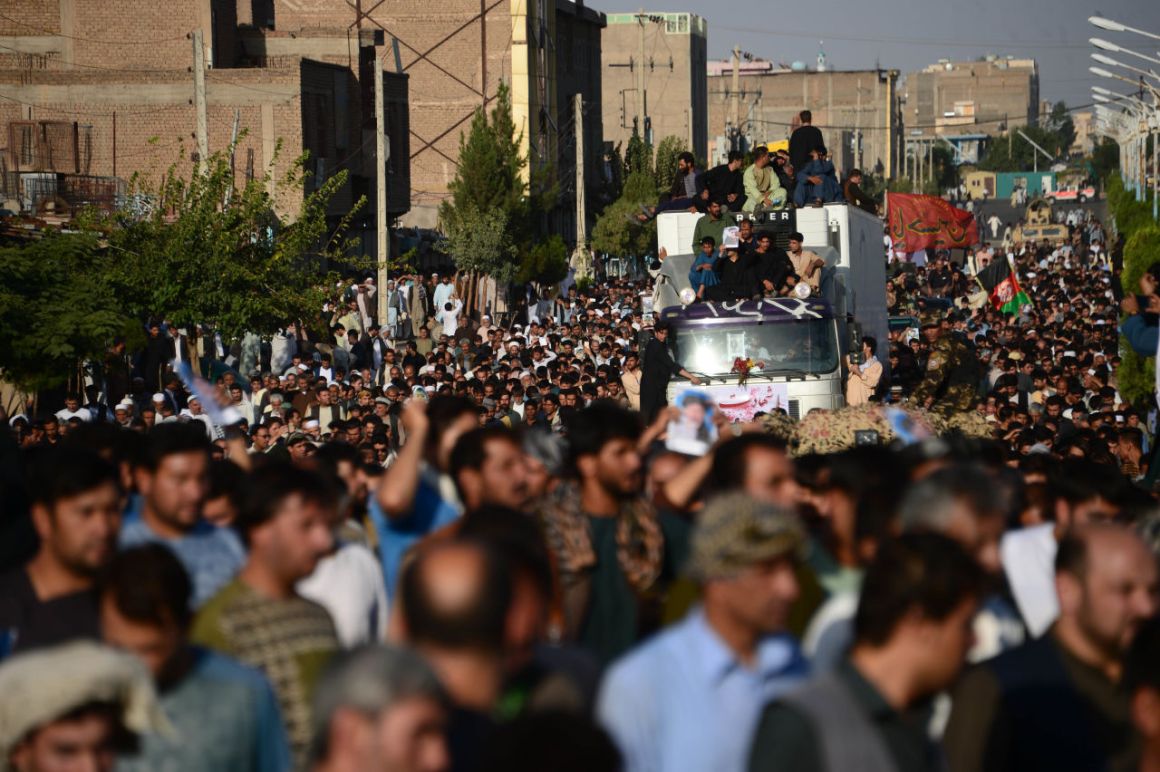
<box><xmin>591</xmin><ymin>0</ymin><xmax>1160</xmax><ymax>111</ymax></box>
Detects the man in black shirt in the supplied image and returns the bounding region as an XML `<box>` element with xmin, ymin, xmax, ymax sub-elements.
<box><xmin>789</xmin><ymin>110</ymin><xmax>825</xmax><ymax>175</ymax></box>
<box><xmin>711</xmin><ymin>247</ymin><xmax>761</xmax><ymax>302</ymax></box>
<box><xmin>753</xmin><ymin>233</ymin><xmax>796</xmax><ymax>296</ymax></box>
<box><xmin>0</xmin><ymin>447</ymin><xmax>122</xmax><ymax>655</ymax></box>
<box><xmin>842</xmin><ymin>168</ymin><xmax>879</xmax><ymax>215</ymax></box>
<box><xmin>699</xmin><ymin>150</ymin><xmax>747</xmax><ymax>212</ymax></box>
<box><xmin>639</xmin><ymin>320</ymin><xmax>703</xmax><ymax>423</ymax></box>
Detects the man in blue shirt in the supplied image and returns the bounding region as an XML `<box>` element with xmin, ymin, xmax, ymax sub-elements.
<box><xmin>371</xmin><ymin>395</ymin><xmax>480</xmax><ymax>597</ymax></box>
<box><xmin>119</xmin><ymin>423</ymin><xmax>244</xmax><ymax>607</ymax></box>
<box><xmin>102</xmin><ymin>544</ymin><xmax>290</xmax><ymax>772</ymax></box>
<box><xmin>597</xmin><ymin>492</ymin><xmax>810</xmax><ymax>772</ymax></box>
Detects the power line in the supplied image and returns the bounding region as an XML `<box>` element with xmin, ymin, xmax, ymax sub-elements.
<box><xmin>711</xmin><ymin>24</ymin><xmax>1090</xmax><ymax>51</ymax></box>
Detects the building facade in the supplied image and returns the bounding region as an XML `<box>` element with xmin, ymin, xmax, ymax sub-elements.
<box><xmin>600</xmin><ymin>11</ymin><xmax>707</xmax><ymax>162</ymax></box>
<box><xmin>905</xmin><ymin>57</ymin><xmax>1039</xmax><ymax>138</ymax></box>
<box><xmin>706</xmin><ymin>65</ymin><xmax>902</xmax><ymax>179</ymax></box>
<box><xmin>0</xmin><ymin>0</ymin><xmax>409</xmax><ymax>247</ymax></box>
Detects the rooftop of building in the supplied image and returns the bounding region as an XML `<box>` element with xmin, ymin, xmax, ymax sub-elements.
<box><xmin>605</xmin><ymin>11</ymin><xmax>706</xmax><ymax>36</ymax></box>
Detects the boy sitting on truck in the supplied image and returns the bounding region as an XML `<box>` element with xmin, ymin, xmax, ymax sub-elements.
<box><xmin>689</xmin><ymin>236</ymin><xmax>721</xmax><ymax>301</ymax></box>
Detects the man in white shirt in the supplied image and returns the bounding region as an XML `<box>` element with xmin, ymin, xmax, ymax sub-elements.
<box><xmin>55</xmin><ymin>394</ymin><xmax>91</xmax><ymax>423</ymax></box>
<box><xmin>432</xmin><ymin>274</ymin><xmax>454</xmax><ymax>316</ymax></box>
<box><xmin>436</xmin><ymin>297</ymin><xmax>463</xmax><ymax>339</ymax></box>
<box><xmin>844</xmin><ymin>337</ymin><xmax>882</xmax><ymax>406</ymax></box>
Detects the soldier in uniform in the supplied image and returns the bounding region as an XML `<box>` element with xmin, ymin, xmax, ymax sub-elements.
<box><xmin>911</xmin><ymin>313</ymin><xmax>978</xmax><ymax>415</ymax></box>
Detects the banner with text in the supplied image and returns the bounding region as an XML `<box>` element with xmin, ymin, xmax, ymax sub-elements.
<box><xmin>886</xmin><ymin>193</ymin><xmax>979</xmax><ymax>253</ymax></box>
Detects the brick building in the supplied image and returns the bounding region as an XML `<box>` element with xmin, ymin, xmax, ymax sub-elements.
<box><xmin>706</xmin><ymin>63</ymin><xmax>902</xmax><ymax>179</ymax></box>
<box><xmin>600</xmin><ymin>11</ymin><xmax>708</xmax><ymax>162</ymax></box>
<box><xmin>0</xmin><ymin>0</ymin><xmax>408</xmax><ymax>256</ymax></box>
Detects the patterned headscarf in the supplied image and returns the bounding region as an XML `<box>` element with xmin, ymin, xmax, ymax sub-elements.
<box><xmin>538</xmin><ymin>481</ymin><xmax>663</xmax><ymax>594</ymax></box>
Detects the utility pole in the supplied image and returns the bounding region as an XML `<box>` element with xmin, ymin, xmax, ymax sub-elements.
<box><xmin>927</xmin><ymin>139</ymin><xmax>933</xmax><ymax>189</ymax></box>
<box><xmin>572</xmin><ymin>93</ymin><xmax>587</xmax><ymax>266</ymax></box>
<box><xmin>635</xmin><ymin>9</ymin><xmax>646</xmax><ymax>136</ymax></box>
<box><xmin>192</xmin><ymin>29</ymin><xmax>208</xmax><ymax>167</ymax></box>
<box><xmin>731</xmin><ymin>45</ymin><xmax>741</xmax><ymax>149</ymax></box>
<box><xmin>225</xmin><ymin>109</ymin><xmax>240</xmax><ymax>206</ymax></box>
<box><xmin>854</xmin><ymin>80</ymin><xmax>862</xmax><ymax>171</ymax></box>
<box><xmin>480</xmin><ymin>0</ymin><xmax>487</xmax><ymax>108</ymax></box>
<box><xmin>375</xmin><ymin>54</ymin><xmax>389</xmax><ymax>325</ymax></box>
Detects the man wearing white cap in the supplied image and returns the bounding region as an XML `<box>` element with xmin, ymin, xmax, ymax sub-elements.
<box><xmin>0</xmin><ymin>641</ymin><xmax>169</xmax><ymax>772</ymax></box>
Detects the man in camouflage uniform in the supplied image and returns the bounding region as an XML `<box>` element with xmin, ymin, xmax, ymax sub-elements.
<box><xmin>911</xmin><ymin>314</ymin><xmax>977</xmax><ymax>415</ymax></box>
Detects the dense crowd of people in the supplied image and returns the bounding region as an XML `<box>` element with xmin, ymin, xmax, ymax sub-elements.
<box><xmin>2</xmin><ymin>126</ymin><xmax>1159</xmax><ymax>771</ymax></box>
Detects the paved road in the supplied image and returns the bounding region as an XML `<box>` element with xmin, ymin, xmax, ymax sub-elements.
<box><xmin>965</xmin><ymin>196</ymin><xmax>1107</xmax><ymax>242</ymax></box>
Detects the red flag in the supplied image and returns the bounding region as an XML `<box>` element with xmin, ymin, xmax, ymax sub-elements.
<box><xmin>886</xmin><ymin>193</ymin><xmax>979</xmax><ymax>253</ymax></box>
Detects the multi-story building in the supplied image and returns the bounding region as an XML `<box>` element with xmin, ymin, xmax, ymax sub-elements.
<box><xmin>905</xmin><ymin>56</ymin><xmax>1039</xmax><ymax>138</ymax></box>
<box><xmin>600</xmin><ymin>11</ymin><xmax>708</xmax><ymax>162</ymax></box>
<box><xmin>0</xmin><ymin>0</ymin><xmax>410</xmax><ymax>239</ymax></box>
<box><xmin>706</xmin><ymin>62</ymin><xmax>902</xmax><ymax>178</ymax></box>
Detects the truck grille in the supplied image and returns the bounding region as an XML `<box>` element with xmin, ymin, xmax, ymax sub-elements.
<box><xmin>788</xmin><ymin>400</ymin><xmax>800</xmax><ymax>420</ymax></box>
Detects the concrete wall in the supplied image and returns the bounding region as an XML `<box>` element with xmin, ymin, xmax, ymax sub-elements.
<box><xmin>600</xmin><ymin>12</ymin><xmax>707</xmax><ymax>161</ymax></box>
<box><xmin>905</xmin><ymin>60</ymin><xmax>1038</xmax><ymax>138</ymax></box>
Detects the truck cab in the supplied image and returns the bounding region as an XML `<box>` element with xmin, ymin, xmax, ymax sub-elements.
<box><xmin>653</xmin><ymin>202</ymin><xmax>888</xmax><ymax>418</ymax></box>
<box><xmin>660</xmin><ymin>297</ymin><xmax>844</xmax><ymax>421</ymax></box>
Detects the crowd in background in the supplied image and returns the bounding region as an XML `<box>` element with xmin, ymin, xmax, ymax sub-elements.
<box><xmin>2</xmin><ymin>147</ymin><xmax>1160</xmax><ymax>771</ymax></box>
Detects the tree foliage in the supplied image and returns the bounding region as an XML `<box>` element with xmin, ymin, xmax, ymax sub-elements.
<box><xmin>442</xmin><ymin>205</ymin><xmax>516</xmax><ymax>285</ymax></box>
<box><xmin>978</xmin><ymin>124</ymin><xmax>1068</xmax><ymax>173</ymax></box>
<box><xmin>518</xmin><ymin>235</ymin><xmax>569</xmax><ymax>286</ymax></box>
<box><xmin>1109</xmin><ymin>175</ymin><xmax>1160</xmax><ymax>405</ymax></box>
<box><xmin>591</xmin><ymin>170</ymin><xmax>658</xmax><ymax>258</ymax></box>
<box><xmin>1091</xmin><ymin>137</ymin><xmax>1120</xmax><ymax>185</ymax></box>
<box><xmin>0</xmin><ymin>234</ymin><xmax>136</xmax><ymax>392</ymax></box>
<box><xmin>624</xmin><ymin>127</ymin><xmax>652</xmax><ymax>177</ymax></box>
<box><xmin>652</xmin><ymin>135</ymin><xmax>688</xmax><ymax>197</ymax></box>
<box><xmin>102</xmin><ymin>146</ymin><xmax>362</xmax><ymax>342</ymax></box>
<box><xmin>439</xmin><ymin>84</ymin><xmax>561</xmax><ymax>283</ymax></box>
<box><xmin>1046</xmin><ymin>102</ymin><xmax>1076</xmax><ymax>155</ymax></box>
<box><xmin>0</xmin><ymin>141</ymin><xmax>358</xmax><ymax>392</ymax></box>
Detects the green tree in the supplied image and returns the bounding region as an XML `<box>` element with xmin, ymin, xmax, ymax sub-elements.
<box><xmin>105</xmin><ymin>145</ymin><xmax>361</xmax><ymax>341</ymax></box>
<box><xmin>518</xmin><ymin>234</ymin><xmax>569</xmax><ymax>286</ymax></box>
<box><xmin>624</xmin><ymin>127</ymin><xmax>652</xmax><ymax>177</ymax></box>
<box><xmin>1045</xmin><ymin>102</ymin><xmax>1076</xmax><ymax>157</ymax></box>
<box><xmin>0</xmin><ymin>233</ymin><xmax>135</xmax><ymax>392</ymax></box>
<box><xmin>652</xmin><ymin>135</ymin><xmax>689</xmax><ymax>197</ymax></box>
<box><xmin>591</xmin><ymin>170</ymin><xmax>658</xmax><ymax>257</ymax></box>
<box><xmin>1107</xmin><ymin>174</ymin><xmax>1159</xmax><ymax>406</ymax></box>
<box><xmin>1091</xmin><ymin>137</ymin><xmax>1120</xmax><ymax>184</ymax></box>
<box><xmin>978</xmin><ymin>124</ymin><xmax>1063</xmax><ymax>173</ymax></box>
<box><xmin>442</xmin><ymin>205</ymin><xmax>516</xmax><ymax>284</ymax></box>
<box><xmin>442</xmin><ymin>83</ymin><xmax>526</xmax><ymax>226</ymax></box>
<box><xmin>596</xmin><ymin>142</ymin><xmax>625</xmax><ymax>212</ymax></box>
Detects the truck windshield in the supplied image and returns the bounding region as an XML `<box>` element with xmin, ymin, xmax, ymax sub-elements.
<box><xmin>673</xmin><ymin>319</ymin><xmax>838</xmax><ymax>376</ymax></box>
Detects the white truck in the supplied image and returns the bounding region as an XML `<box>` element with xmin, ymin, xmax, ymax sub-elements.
<box><xmin>652</xmin><ymin>203</ymin><xmax>888</xmax><ymax>420</ymax></box>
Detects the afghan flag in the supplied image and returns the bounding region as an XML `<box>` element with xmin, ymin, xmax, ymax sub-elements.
<box><xmin>886</xmin><ymin>193</ymin><xmax>979</xmax><ymax>252</ymax></box>
<box><xmin>976</xmin><ymin>258</ymin><xmax>1032</xmax><ymax>315</ymax></box>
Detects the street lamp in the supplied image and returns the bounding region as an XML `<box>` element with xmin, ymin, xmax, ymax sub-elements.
<box><xmin>1089</xmin><ymin>15</ymin><xmax>1160</xmax><ymax>43</ymax></box>
<box><xmin>1091</xmin><ymin>37</ymin><xmax>1160</xmax><ymax>68</ymax></box>
<box><xmin>1090</xmin><ymin>52</ymin><xmax>1160</xmax><ymax>84</ymax></box>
